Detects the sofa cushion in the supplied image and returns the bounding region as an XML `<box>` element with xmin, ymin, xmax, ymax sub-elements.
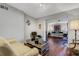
<box><xmin>0</xmin><ymin>37</ymin><xmax>9</xmax><ymax>47</ymax></box>
<box><xmin>11</xmin><ymin>43</ymin><xmax>32</xmax><ymax>55</ymax></box>
<box><xmin>23</xmin><ymin>48</ymin><xmax>39</xmax><ymax>56</ymax></box>
<box><xmin>7</xmin><ymin>38</ymin><xmax>16</xmax><ymax>44</ymax></box>
<box><xmin>0</xmin><ymin>37</ymin><xmax>39</xmax><ymax>56</ymax></box>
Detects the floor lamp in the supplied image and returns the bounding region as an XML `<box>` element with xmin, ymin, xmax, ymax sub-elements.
<box><xmin>69</xmin><ymin>20</ymin><xmax>79</xmax><ymax>48</ymax></box>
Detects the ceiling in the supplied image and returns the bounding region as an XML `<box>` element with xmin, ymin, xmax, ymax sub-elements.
<box><xmin>8</xmin><ymin>3</ymin><xmax>79</xmax><ymax>18</ymax></box>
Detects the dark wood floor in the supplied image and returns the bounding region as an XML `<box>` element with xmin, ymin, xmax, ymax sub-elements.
<box><xmin>44</xmin><ymin>39</ymin><xmax>79</xmax><ymax>56</ymax></box>
<box><xmin>47</xmin><ymin>39</ymin><xmax>70</xmax><ymax>56</ymax></box>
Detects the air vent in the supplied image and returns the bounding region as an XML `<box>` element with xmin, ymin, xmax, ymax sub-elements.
<box><xmin>0</xmin><ymin>4</ymin><xmax>8</xmax><ymax>10</ymax></box>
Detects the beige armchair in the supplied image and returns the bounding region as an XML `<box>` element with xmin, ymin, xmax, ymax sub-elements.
<box><xmin>0</xmin><ymin>37</ymin><xmax>39</xmax><ymax>56</ymax></box>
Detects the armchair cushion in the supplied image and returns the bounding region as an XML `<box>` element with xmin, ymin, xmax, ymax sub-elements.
<box><xmin>7</xmin><ymin>38</ymin><xmax>16</xmax><ymax>44</ymax></box>
<box><xmin>11</xmin><ymin>42</ymin><xmax>32</xmax><ymax>55</ymax></box>
<box><xmin>0</xmin><ymin>37</ymin><xmax>39</xmax><ymax>56</ymax></box>
<box><xmin>23</xmin><ymin>48</ymin><xmax>39</xmax><ymax>56</ymax></box>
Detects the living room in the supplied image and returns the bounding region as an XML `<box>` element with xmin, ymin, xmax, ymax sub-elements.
<box><xmin>0</xmin><ymin>3</ymin><xmax>79</xmax><ymax>56</ymax></box>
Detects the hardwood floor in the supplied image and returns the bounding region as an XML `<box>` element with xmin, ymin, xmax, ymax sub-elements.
<box><xmin>45</xmin><ymin>39</ymin><xmax>79</xmax><ymax>56</ymax></box>
<box><xmin>47</xmin><ymin>38</ymin><xmax>69</xmax><ymax>56</ymax></box>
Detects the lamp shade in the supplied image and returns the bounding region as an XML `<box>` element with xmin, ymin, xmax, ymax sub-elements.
<box><xmin>69</xmin><ymin>20</ymin><xmax>79</xmax><ymax>30</ymax></box>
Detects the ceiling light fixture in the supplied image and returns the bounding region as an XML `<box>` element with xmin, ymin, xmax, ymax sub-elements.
<box><xmin>40</xmin><ymin>3</ymin><xmax>44</xmax><ymax>7</ymax></box>
<box><xmin>39</xmin><ymin>3</ymin><xmax>47</xmax><ymax>10</ymax></box>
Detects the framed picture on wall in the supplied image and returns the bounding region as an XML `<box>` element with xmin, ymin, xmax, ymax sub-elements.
<box><xmin>25</xmin><ymin>20</ymin><xmax>31</xmax><ymax>26</ymax></box>
<box><xmin>54</xmin><ymin>24</ymin><xmax>61</xmax><ymax>32</ymax></box>
<box><xmin>38</xmin><ymin>24</ymin><xmax>41</xmax><ymax>29</ymax></box>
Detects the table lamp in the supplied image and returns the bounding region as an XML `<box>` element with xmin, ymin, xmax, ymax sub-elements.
<box><xmin>69</xmin><ymin>20</ymin><xmax>79</xmax><ymax>48</ymax></box>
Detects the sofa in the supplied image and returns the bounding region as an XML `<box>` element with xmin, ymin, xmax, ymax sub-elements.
<box><xmin>0</xmin><ymin>37</ymin><xmax>39</xmax><ymax>56</ymax></box>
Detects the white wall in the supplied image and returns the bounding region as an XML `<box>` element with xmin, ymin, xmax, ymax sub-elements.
<box><xmin>24</xmin><ymin>17</ymin><xmax>46</xmax><ymax>41</ymax></box>
<box><xmin>0</xmin><ymin>4</ymin><xmax>40</xmax><ymax>42</ymax></box>
<box><xmin>36</xmin><ymin>19</ymin><xmax>46</xmax><ymax>41</ymax></box>
<box><xmin>24</xmin><ymin>15</ymin><xmax>37</xmax><ymax>40</ymax></box>
<box><xmin>0</xmin><ymin>4</ymin><xmax>37</xmax><ymax>42</ymax></box>
<box><xmin>0</xmin><ymin>4</ymin><xmax>25</xmax><ymax>42</ymax></box>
